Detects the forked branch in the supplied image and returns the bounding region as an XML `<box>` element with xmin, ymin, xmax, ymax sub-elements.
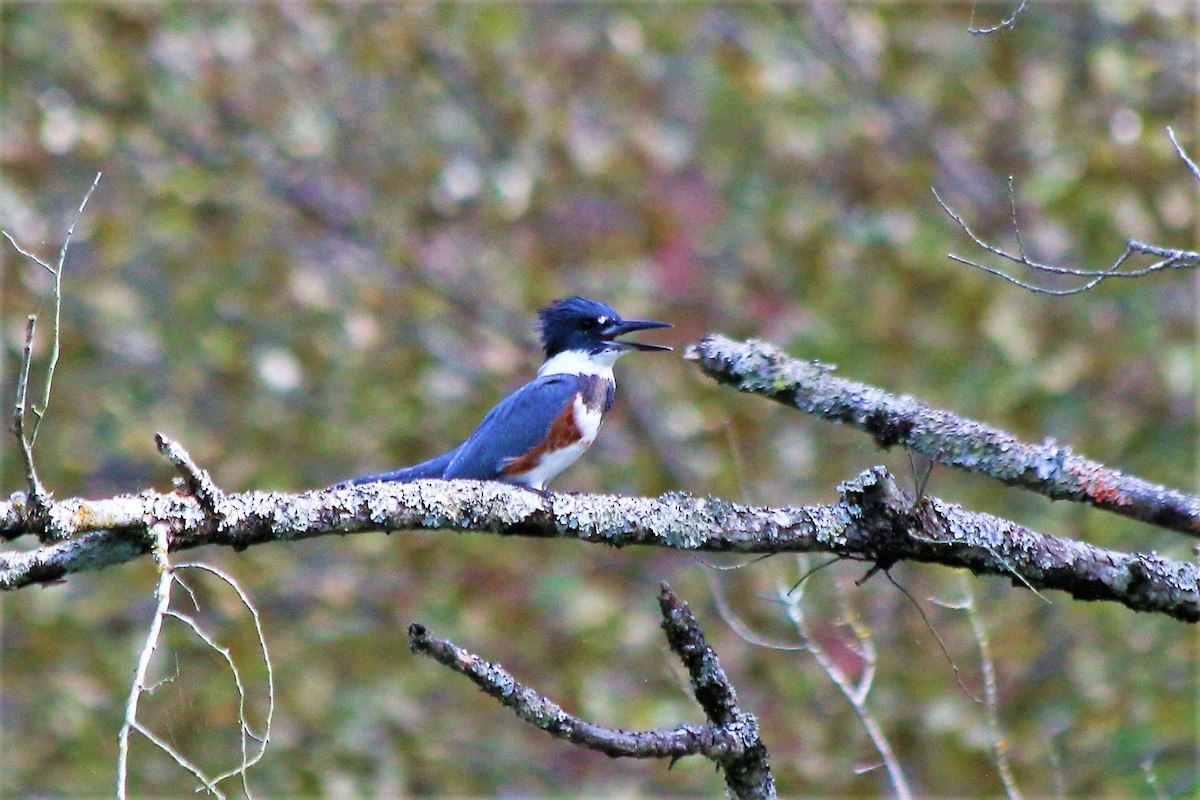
<box><xmin>3</xmin><ymin>173</ymin><xmax>102</xmax><ymax>531</ymax></box>
<box><xmin>932</xmin><ymin>130</ymin><xmax>1199</xmax><ymax>295</ymax></box>
<box><xmin>409</xmin><ymin>583</ymin><xmax>775</xmax><ymax>799</ymax></box>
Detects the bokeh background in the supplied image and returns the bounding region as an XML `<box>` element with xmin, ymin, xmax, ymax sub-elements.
<box><xmin>2</xmin><ymin>3</ymin><xmax>1196</xmax><ymax>796</ymax></box>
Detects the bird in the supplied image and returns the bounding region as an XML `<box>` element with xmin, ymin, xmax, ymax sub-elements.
<box><xmin>343</xmin><ymin>297</ymin><xmax>671</xmax><ymax>491</ymax></box>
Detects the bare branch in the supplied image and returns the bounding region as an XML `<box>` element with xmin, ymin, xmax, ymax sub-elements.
<box><xmin>117</xmin><ymin>524</ymin><xmax>184</xmax><ymax>799</ymax></box>
<box><xmin>0</xmin><ymin>230</ymin><xmax>55</xmax><ymax>273</ymax></box>
<box><xmin>968</xmin><ymin>0</ymin><xmax>1029</xmax><ymax>35</ymax></box>
<box><xmin>5</xmin><ymin>173</ymin><xmax>102</xmax><ymax>523</ymax></box>
<box><xmin>688</xmin><ymin>335</ymin><xmax>1200</xmax><ymax>540</ymax></box>
<box><xmin>117</xmin><ymin>523</ymin><xmax>272</xmax><ymax>798</ymax></box>
<box><xmin>709</xmin><ymin>566</ymin><xmax>917</xmax><ymax>795</ymax></box>
<box><xmin>932</xmin><ymin>132</ymin><xmax>1200</xmax><ymax>294</ymax></box>
<box><xmin>176</xmin><ymin>562</ymin><xmax>275</xmax><ymax>787</ymax></box>
<box><xmin>933</xmin><ymin>184</ymin><xmax>1198</xmax><ymax>295</ymax></box>
<box><xmin>657</xmin><ymin>583</ymin><xmax>775</xmax><ymax>798</ymax></box>
<box><xmin>407</xmin><ymin>621</ymin><xmax>713</xmax><ymax>758</ymax></box>
<box><xmin>1166</xmin><ymin>126</ymin><xmax>1200</xmax><ymax>182</ymax></box>
<box><xmin>31</xmin><ymin>172</ymin><xmax>102</xmax><ymax>444</ymax></box>
<box><xmin>130</xmin><ymin>721</ymin><xmax>223</xmax><ymax>798</ymax></box>
<box><xmin>777</xmin><ymin>566</ymin><xmax>912</xmax><ymax>799</ymax></box>
<box><xmin>410</xmin><ymin>585</ymin><xmax>775</xmax><ymax>799</ymax></box>
<box><xmin>3</xmin><ymin>466</ymin><xmax>1196</xmax><ymax>621</ymax></box>
<box><xmin>11</xmin><ymin>315</ymin><xmax>46</xmax><ymax>506</ymax></box>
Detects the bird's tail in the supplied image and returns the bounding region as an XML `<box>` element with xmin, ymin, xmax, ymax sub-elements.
<box><xmin>336</xmin><ymin>447</ymin><xmax>459</xmax><ymax>487</ymax></box>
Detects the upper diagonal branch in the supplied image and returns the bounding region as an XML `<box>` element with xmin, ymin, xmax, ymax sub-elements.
<box><xmin>687</xmin><ymin>335</ymin><xmax>1200</xmax><ymax>539</ymax></box>
<box><xmin>2</xmin><ymin>468</ymin><xmax>1197</xmax><ymax>621</ymax></box>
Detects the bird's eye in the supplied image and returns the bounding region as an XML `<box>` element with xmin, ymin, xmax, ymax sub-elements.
<box><xmin>580</xmin><ymin>317</ymin><xmax>599</xmax><ymax>331</ymax></box>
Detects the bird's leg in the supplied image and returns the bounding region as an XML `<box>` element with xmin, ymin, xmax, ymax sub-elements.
<box><xmin>516</xmin><ymin>484</ymin><xmax>554</xmax><ymax>501</ymax></box>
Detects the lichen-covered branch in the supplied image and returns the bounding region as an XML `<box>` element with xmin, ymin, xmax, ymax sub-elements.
<box><xmin>409</xmin><ymin>583</ymin><xmax>775</xmax><ymax>799</ymax></box>
<box><xmin>657</xmin><ymin>583</ymin><xmax>775</xmax><ymax>798</ymax></box>
<box><xmin>3</xmin><ymin>466</ymin><xmax>1197</xmax><ymax>621</ymax></box>
<box><xmin>687</xmin><ymin>335</ymin><xmax>1200</xmax><ymax>538</ymax></box>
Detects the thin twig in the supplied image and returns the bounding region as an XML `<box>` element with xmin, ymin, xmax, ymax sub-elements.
<box><xmin>177</xmin><ymin>562</ymin><xmax>275</xmax><ymax>788</ymax></box>
<box><xmin>1007</xmin><ymin>176</ymin><xmax>1026</xmax><ymax>260</ymax></box>
<box><xmin>11</xmin><ymin>315</ymin><xmax>45</xmax><ymax>503</ymax></box>
<box><xmin>707</xmin><ymin>570</ymin><xmax>807</xmax><ymax>652</ymax></box>
<box><xmin>117</xmin><ymin>524</ymin><xmax>176</xmax><ymax>800</ymax></box>
<box><xmin>883</xmin><ymin>570</ymin><xmax>982</xmax><ymax>705</ymax></box>
<box><xmin>117</xmin><ymin>522</ymin><xmax>272</xmax><ymax>798</ymax></box>
<box><xmin>0</xmin><ymin>231</ymin><xmax>54</xmax><ymax>273</ymax></box>
<box><xmin>968</xmin><ymin>0</ymin><xmax>1029</xmax><ymax>35</ymax></box>
<box><xmin>776</xmin><ymin>564</ymin><xmax>913</xmax><ymax>800</ymax></box>
<box><xmin>131</xmin><ymin>721</ymin><xmax>224</xmax><ymax>799</ymax></box>
<box><xmin>931</xmin><ymin>129</ymin><xmax>1200</xmax><ymax>295</ymax></box>
<box><xmin>1166</xmin><ymin>126</ymin><xmax>1200</xmax><ymax>182</ymax></box>
<box><xmin>934</xmin><ymin>578</ymin><xmax>1023</xmax><ymax>800</ymax></box>
<box><xmin>30</xmin><ymin>172</ymin><xmax>101</xmax><ymax>444</ymax></box>
<box><xmin>933</xmin><ymin>185</ymin><xmax>1195</xmax><ymax>295</ymax></box>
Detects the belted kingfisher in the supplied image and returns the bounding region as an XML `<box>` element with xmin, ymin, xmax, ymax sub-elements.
<box><xmin>345</xmin><ymin>297</ymin><xmax>671</xmax><ymax>490</ymax></box>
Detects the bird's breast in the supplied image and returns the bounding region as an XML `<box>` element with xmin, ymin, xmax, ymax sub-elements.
<box><xmin>573</xmin><ymin>375</ymin><xmax>615</xmax><ymax>444</ymax></box>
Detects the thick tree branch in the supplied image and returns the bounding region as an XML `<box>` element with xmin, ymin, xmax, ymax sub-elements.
<box><xmin>687</xmin><ymin>335</ymin><xmax>1200</xmax><ymax>539</ymax></box>
<box><xmin>2</xmin><ymin>466</ymin><xmax>1197</xmax><ymax>621</ymax></box>
<box><xmin>409</xmin><ymin>583</ymin><xmax>775</xmax><ymax>799</ymax></box>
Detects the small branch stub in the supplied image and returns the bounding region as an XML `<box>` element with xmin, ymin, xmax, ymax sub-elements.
<box><xmin>155</xmin><ymin>433</ymin><xmax>226</xmax><ymax>519</ymax></box>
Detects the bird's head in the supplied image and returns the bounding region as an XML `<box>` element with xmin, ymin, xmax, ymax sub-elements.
<box><xmin>536</xmin><ymin>297</ymin><xmax>672</xmax><ymax>362</ymax></box>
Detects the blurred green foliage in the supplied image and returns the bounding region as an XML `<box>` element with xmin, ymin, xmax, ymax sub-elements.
<box><xmin>1</xmin><ymin>3</ymin><xmax>1196</xmax><ymax>796</ymax></box>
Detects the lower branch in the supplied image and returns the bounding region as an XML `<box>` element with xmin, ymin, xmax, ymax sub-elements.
<box><xmin>409</xmin><ymin>583</ymin><xmax>775</xmax><ymax>799</ymax></box>
<box><xmin>657</xmin><ymin>583</ymin><xmax>775</xmax><ymax>798</ymax></box>
<box><xmin>406</xmin><ymin>622</ymin><xmax>723</xmax><ymax>760</ymax></box>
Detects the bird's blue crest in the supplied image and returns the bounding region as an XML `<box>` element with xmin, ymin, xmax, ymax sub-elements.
<box><xmin>536</xmin><ymin>297</ymin><xmax>622</xmax><ymax>357</ymax></box>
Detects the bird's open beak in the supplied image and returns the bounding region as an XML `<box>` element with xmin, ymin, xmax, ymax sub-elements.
<box><xmin>601</xmin><ymin>319</ymin><xmax>673</xmax><ymax>352</ymax></box>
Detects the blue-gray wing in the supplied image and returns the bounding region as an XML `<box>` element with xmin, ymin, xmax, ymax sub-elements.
<box><xmin>443</xmin><ymin>374</ymin><xmax>584</xmax><ymax>481</ymax></box>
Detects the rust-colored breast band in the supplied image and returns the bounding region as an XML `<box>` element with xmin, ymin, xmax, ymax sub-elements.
<box><xmin>500</xmin><ymin>396</ymin><xmax>584</xmax><ymax>476</ymax></box>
